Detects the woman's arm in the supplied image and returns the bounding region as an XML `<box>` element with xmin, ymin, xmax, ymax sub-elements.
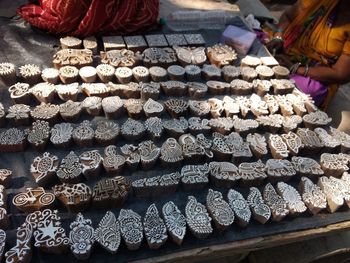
<box><xmin>297</xmin><ymin>54</ymin><xmax>350</xmax><ymax>84</ymax></box>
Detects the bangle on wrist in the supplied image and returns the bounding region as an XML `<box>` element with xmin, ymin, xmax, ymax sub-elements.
<box><xmin>303</xmin><ymin>65</ymin><xmax>309</xmax><ymax>77</ymax></box>
<box><xmin>273</xmin><ymin>35</ymin><xmax>284</xmax><ymax>42</ymax></box>
<box><xmin>290</xmin><ymin>62</ymin><xmax>301</xmax><ymax>75</ymax></box>
<box><xmin>275</xmin><ymin>28</ymin><xmax>284</xmax><ymax>33</ymax></box>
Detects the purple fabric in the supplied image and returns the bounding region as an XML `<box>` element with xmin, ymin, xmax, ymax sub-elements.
<box><xmin>290</xmin><ymin>74</ymin><xmax>328</xmax><ymax>106</ymax></box>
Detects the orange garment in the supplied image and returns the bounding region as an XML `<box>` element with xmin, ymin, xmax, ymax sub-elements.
<box><xmin>284</xmin><ymin>0</ymin><xmax>350</xmax><ymax>65</ymax></box>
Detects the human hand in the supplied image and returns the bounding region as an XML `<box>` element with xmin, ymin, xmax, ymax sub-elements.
<box><xmin>266</xmin><ymin>38</ymin><xmax>284</xmax><ymax>55</ymax></box>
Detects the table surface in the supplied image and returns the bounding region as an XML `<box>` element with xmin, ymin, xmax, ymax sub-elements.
<box><xmin>1</xmin><ymin>16</ymin><xmax>350</xmax><ymax>263</ymax></box>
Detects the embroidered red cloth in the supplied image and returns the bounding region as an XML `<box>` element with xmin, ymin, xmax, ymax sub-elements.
<box><xmin>17</xmin><ymin>0</ymin><xmax>159</xmax><ymax>37</ymax></box>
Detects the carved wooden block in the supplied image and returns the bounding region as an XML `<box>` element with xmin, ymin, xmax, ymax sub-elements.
<box><xmin>246</xmin><ymin>133</ymin><xmax>268</xmax><ymax>159</ymax></box>
<box><xmin>285</xmin><ymin>93</ymin><xmax>307</xmax><ymax>116</ymax></box>
<box><xmin>320</xmin><ymin>153</ymin><xmax>349</xmax><ymax>177</ymax></box>
<box><xmin>206</xmin><ymin>189</ymin><xmax>234</xmax><ymax>231</ymax></box>
<box><xmin>268</xmin><ymin>134</ymin><xmax>289</xmax><ymax>159</ymax></box>
<box><xmin>6</xmin><ymin>104</ymin><xmax>31</xmax><ymax>126</ymax></box>
<box><xmin>0</xmin><ymin>208</ymin><xmax>8</xmax><ymax>229</ymax></box>
<box><xmin>30</xmin><ymin>152</ymin><xmax>59</xmax><ymax>186</ymax></box>
<box><xmin>0</xmin><ymin>128</ymin><xmax>27</xmax><ymax>152</ymax></box>
<box><xmin>102</xmin><ymin>36</ymin><xmax>125</xmax><ymax>51</ymax></box>
<box><xmin>79</xmin><ymin>66</ymin><xmax>97</xmax><ymax>83</ymax></box>
<box><xmin>207</xmin><ymin>44</ymin><xmax>237</xmax><ymax>67</ymax></box>
<box><xmin>188</xmin><ymin>117</ymin><xmax>211</xmax><ymax>135</ymax></box>
<box><xmin>185</xmin><ymin>196</ymin><xmax>213</xmax><ymax>239</ymax></box>
<box><xmin>330</xmin><ymin>127</ymin><xmax>350</xmax><ymax>153</ymax></box>
<box><xmin>181</xmin><ymin>164</ymin><xmax>209</xmax><ymax>190</ymax></box>
<box><xmin>0</xmin><ymin>185</ymin><xmax>6</xmax><ymax>210</ymax></box>
<box><xmin>53</xmin><ymin>49</ymin><xmax>93</xmax><ymax>69</ymax></box>
<box><xmin>121</xmin><ymin>118</ymin><xmax>146</xmax><ymax>141</ymax></box>
<box><xmin>241</xmin><ymin>55</ymin><xmax>261</xmax><ymax>67</ymax></box>
<box><xmin>94</xmin><ymin>120</ymin><xmax>120</xmax><ymax>146</ymax></box>
<box><xmin>276</xmin><ymin>182</ymin><xmax>307</xmax><ymax>216</ymax></box>
<box><xmin>5</xmin><ymin>222</ymin><xmax>33</xmax><ymax>263</ymax></box>
<box><xmin>222</xmin><ymin>96</ymin><xmax>239</xmax><ymax>117</ymax></box>
<box><xmin>59</xmin><ymin>100</ymin><xmax>82</xmax><ymax>122</ymax></box>
<box><xmin>253</xmin><ymin>79</ymin><xmax>272</xmax><ymax>96</ymax></box>
<box><xmin>184</xmin><ymin>33</ymin><xmax>206</xmax><ymax>46</ymax></box>
<box><xmin>299</xmin><ymin>177</ymin><xmax>327</xmax><ymax>215</ymax></box>
<box><xmin>120</xmin><ymin>144</ymin><xmax>140</xmax><ymax>171</ymax></box>
<box><xmin>0</xmin><ymin>229</ymin><xmax>5</xmax><ymax>261</ymax></box>
<box><xmin>29</xmin><ymin>209</ymin><xmax>69</xmax><ymax>253</ymax></box>
<box><xmin>232</xmin><ymin>118</ymin><xmax>259</xmax><ymax>136</ymax></box>
<box><xmin>256</xmin><ymin>114</ymin><xmax>282</xmax><ymax>133</ymax></box>
<box><xmin>209</xmin><ymin>117</ymin><xmax>234</xmax><ymax>135</ymax></box>
<box><xmin>56</xmin><ymin>82</ymin><xmax>79</xmax><ymax>101</ymax></box>
<box><xmin>291</xmin><ymin>156</ymin><xmax>324</xmax><ymax>179</ymax></box>
<box><xmin>92</xmin><ymin>176</ymin><xmax>131</xmax><ymax>208</ymax></box>
<box><xmin>100</xmin><ymin>49</ymin><xmax>141</xmax><ymax>67</ymax></box>
<box><xmin>0</xmin><ymin>62</ymin><xmax>16</xmax><ymax>86</ymax></box>
<box><xmin>53</xmin><ymin>183</ymin><xmax>91</xmax><ymax>213</ymax></box>
<box><xmin>230</xmin><ymin>78</ymin><xmax>254</xmax><ymax>95</ymax></box>
<box><xmin>102</xmin><ymin>145</ymin><xmax>125</xmax><ymax>175</ymax></box>
<box><xmin>165</xmin><ymin>34</ymin><xmax>187</xmax><ymax>46</ymax></box>
<box><xmin>0</xmin><ymin>103</ymin><xmax>4</xmax><ymax>127</ymax></box>
<box><xmin>247</xmin><ymin>187</ymin><xmax>271</xmax><ymax>224</ymax></box>
<box><xmin>118</xmin><ymin>209</ymin><xmax>144</xmax><ymax>250</ymax></box>
<box><xmin>143</xmin><ymin>47</ymin><xmax>177</xmax><ymax>67</ymax></box>
<box><xmin>9</xmin><ymin>82</ymin><xmax>31</xmax><ymax>104</ymax></box>
<box><xmin>13</xmin><ymin>187</ymin><xmax>55</xmax><ymax>213</ymax></box>
<box><xmin>160</xmin><ymin>80</ymin><xmax>187</xmax><ymax>96</ymax></box>
<box><xmin>145</xmin><ymin>34</ymin><xmax>168</xmax><ymax>47</ymax></box>
<box><xmin>282</xmin><ymin>115</ymin><xmax>303</xmax><ymax>133</ymax></box>
<box><xmin>81</xmin><ymin>83</ymin><xmax>109</xmax><ymax>97</ymax></box>
<box><xmin>138</xmin><ymin>140</ymin><xmax>160</xmax><ymax>170</ymax></box>
<box><xmin>56</xmin><ymin>151</ymin><xmax>82</xmax><ymax>183</ymax></box>
<box><xmin>19</xmin><ymin>64</ymin><xmax>41</xmax><ymax>84</ymax></box>
<box><xmin>202</xmin><ymin>64</ymin><xmax>221</xmax><ymax>81</ymax></box>
<box><xmin>143</xmin><ymin>204</ymin><xmax>168</xmax><ymax>249</ymax></box>
<box><xmin>149</xmin><ymin>66</ymin><xmax>168</xmax><ymax>82</ymax></box>
<box><xmin>83</xmin><ymin>36</ymin><xmax>97</xmax><ymax>54</ymax></box>
<box><xmin>27</xmin><ymin>120</ymin><xmax>50</xmax><ymax>151</ymax></box>
<box><xmin>163</xmin><ymin>117</ymin><xmax>188</xmax><ymax>138</ymax></box>
<box><xmin>141</xmin><ymin>82</ymin><xmax>161</xmax><ymax>101</ymax></box>
<box><xmin>173</xmin><ymin>46</ymin><xmax>206</xmax><ymax>66</ymax></box>
<box><xmin>115</xmin><ymin>67</ymin><xmax>133</xmax><ymax>84</ymax></box>
<box><xmin>280</xmin><ymin>131</ymin><xmax>304</xmax><ymax>156</ymax></box>
<box><xmin>96</xmin><ymin>64</ymin><xmax>115</xmax><ymax>83</ymax></box>
<box><xmin>30</xmin><ymin>103</ymin><xmax>59</xmax><ymax>125</ymax></box>
<box><xmin>50</xmin><ymin>123</ymin><xmax>73</xmax><ymax>149</ymax></box>
<box><xmin>314</xmin><ymin>127</ymin><xmax>341</xmax><ymax>151</ymax></box>
<box><xmin>132</xmin><ymin>66</ymin><xmax>150</xmax><ymax>82</ymax></box>
<box><xmin>318</xmin><ymin>176</ymin><xmax>344</xmax><ymax>213</ymax></box>
<box><xmin>0</xmin><ymin>169</ymin><xmax>11</xmax><ymax>188</ymax></box>
<box><xmin>208</xmin><ymin>161</ymin><xmax>239</xmax><ymax>188</ymax></box>
<box><xmin>72</xmin><ymin>120</ymin><xmax>94</xmax><ymax>147</ymax></box>
<box><xmin>185</xmin><ymin>66</ymin><xmax>204</xmax><ymax>83</ymax></box>
<box><xmin>95</xmin><ymin>211</ymin><xmax>121</xmax><ymax>254</ymax></box>
<box><xmin>59</xmin><ymin>65</ymin><xmax>79</xmax><ymax>84</ymax></box>
<box><xmin>195</xmin><ymin>133</ymin><xmax>214</xmax><ymax>160</ymax></box>
<box><xmin>82</xmin><ymin>96</ymin><xmax>102</xmax><ymax>116</ymax></box>
<box><xmin>329</xmin><ymin>176</ymin><xmax>350</xmax><ymax>207</ymax></box>
<box><xmin>240</xmin><ymin>67</ymin><xmax>257</xmax><ymax>82</ymax></box>
<box><xmin>69</xmin><ymin>213</ymin><xmax>94</xmax><ymax>260</ymax></box>
<box><xmin>161</xmin><ymin>201</ymin><xmax>186</xmax><ymax>246</ymax></box>
<box><xmin>265</xmin><ymin>159</ymin><xmax>296</xmax><ymax>183</ymax></box>
<box><xmin>143</xmin><ymin>98</ymin><xmax>164</xmax><ymax>118</ymax></box>
<box><xmin>145</xmin><ymin>117</ymin><xmax>164</xmax><ymax>140</ymax></box>
<box><xmin>239</xmin><ymin>160</ymin><xmax>267</xmax><ymax>187</ymax></box>
<box><xmin>179</xmin><ymin>133</ymin><xmax>205</xmax><ymax>163</ymax></box>
<box><xmin>227</xmin><ymin>189</ymin><xmax>251</xmax><ymax>227</ymax></box>
<box><xmin>303</xmin><ymin>110</ymin><xmax>332</xmax><ymax>129</ymax></box>
<box><xmin>79</xmin><ymin>150</ymin><xmax>103</xmax><ymax>180</ymax></box>
<box><xmin>124</xmin><ymin>98</ymin><xmax>143</xmax><ymax>118</ymax></box>
<box><xmin>226</xmin><ymin>132</ymin><xmax>252</xmax><ymax>162</ymax></box>
<box><xmin>263</xmin><ymin>183</ymin><xmax>289</xmax><ymax>221</ymax></box>
<box><xmin>60</xmin><ymin>36</ymin><xmax>82</xmax><ymax>49</ymax></box>
<box><xmin>296</xmin><ymin>128</ymin><xmax>324</xmax><ymax>153</ymax></box>
<box><xmin>124</xmin><ymin>35</ymin><xmax>147</xmax><ymax>52</ymax></box>
<box><xmin>211</xmin><ymin>132</ymin><xmax>232</xmax><ymax>161</ymax></box>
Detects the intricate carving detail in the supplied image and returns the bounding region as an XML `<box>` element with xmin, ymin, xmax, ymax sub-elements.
<box><xmin>94</xmin><ymin>211</ymin><xmax>121</xmax><ymax>254</ymax></box>
<box><xmin>291</xmin><ymin>156</ymin><xmax>324</xmax><ymax>179</ymax></box>
<box><xmin>81</xmin><ymin>83</ymin><xmax>109</xmax><ymax>97</ymax></box>
<box><xmin>239</xmin><ymin>160</ymin><xmax>267</xmax><ymax>186</ymax></box>
<box><xmin>188</xmin><ymin>117</ymin><xmax>211</xmax><ymax>134</ymax></box>
<box><xmin>209</xmin><ymin>161</ymin><xmax>239</xmax><ymax>188</ymax></box>
<box><xmin>28</xmin><ymin>209</ymin><xmax>69</xmax><ymax>253</ymax></box>
<box><xmin>145</xmin><ymin>117</ymin><xmax>164</xmax><ymax>140</ymax></box>
<box><xmin>56</xmin><ymin>83</ymin><xmax>79</xmax><ymax>101</ymax></box>
<box><xmin>118</xmin><ymin>209</ymin><xmax>143</xmax><ymax>250</ymax></box>
<box><xmin>263</xmin><ymin>183</ymin><xmax>289</xmax><ymax>221</ymax></box>
<box><xmin>276</xmin><ymin>182</ymin><xmax>307</xmax><ymax>215</ymax></box>
<box><xmin>227</xmin><ymin>189</ymin><xmax>251</xmax><ymax>227</ymax></box>
<box><xmin>30</xmin><ymin>103</ymin><xmax>59</xmax><ymax>123</ymax></box>
<box><xmin>247</xmin><ymin>187</ymin><xmax>271</xmax><ymax>224</ymax></box>
<box><xmin>13</xmin><ymin>187</ymin><xmax>55</xmax><ymax>213</ymax></box>
<box><xmin>56</xmin><ymin>151</ymin><xmax>82</xmax><ymax>183</ymax></box>
<box><xmin>138</xmin><ymin>140</ymin><xmax>160</xmax><ymax>170</ymax></box>
<box><xmin>59</xmin><ymin>100</ymin><xmax>82</xmax><ymax>122</ymax></box>
<box><xmin>299</xmin><ymin>177</ymin><xmax>327</xmax><ymax>215</ymax></box>
<box><xmin>232</xmin><ymin>118</ymin><xmax>259</xmax><ymax>135</ymax></box>
<box><xmin>268</xmin><ymin>134</ymin><xmax>289</xmax><ymax>159</ymax></box>
<box><xmin>30</xmin><ymin>152</ymin><xmax>59</xmax><ymax>186</ymax></box>
<box><xmin>53</xmin><ymin>49</ymin><xmax>93</xmax><ymax>68</ymax></box>
<box><xmin>102</xmin><ymin>145</ymin><xmax>125</xmax><ymax>175</ymax></box>
<box><xmin>320</xmin><ymin>153</ymin><xmax>349</xmax><ymax>177</ymax></box>
<box><xmin>303</xmin><ymin>110</ymin><xmax>332</xmax><ymax>129</ymax></box>
<box><xmin>330</xmin><ymin>127</ymin><xmax>350</xmax><ymax>151</ymax></box>
<box><xmin>82</xmin><ymin>96</ymin><xmax>102</xmax><ymax>116</ymax></box>
<box><xmin>79</xmin><ymin>150</ymin><xmax>103</xmax><ymax>179</ymax></box>
<box><xmin>53</xmin><ymin>183</ymin><xmax>91</xmax><ymax>213</ymax></box>
<box><xmin>265</xmin><ymin>159</ymin><xmax>296</xmax><ymax>183</ymax></box>
<box><xmin>94</xmin><ymin>120</ymin><xmax>120</xmax><ymax>146</ymax></box>
<box><xmin>19</xmin><ymin>64</ymin><xmax>41</xmax><ymax>84</ymax></box>
<box><xmin>163</xmin><ymin>117</ymin><xmax>188</xmax><ymax>138</ymax></box>
<box><xmin>50</xmin><ymin>123</ymin><xmax>73</xmax><ymax>148</ymax></box>
<box><xmin>314</xmin><ymin>127</ymin><xmax>341</xmax><ymax>149</ymax></box>
<box><xmin>181</xmin><ymin>164</ymin><xmax>209</xmax><ymax>190</ymax></box>
<box><xmin>318</xmin><ymin>176</ymin><xmax>344</xmax><ymax>213</ymax></box>
<box><xmin>6</xmin><ymin>104</ymin><xmax>30</xmax><ymax>126</ymax></box>
<box><xmin>92</xmin><ymin>176</ymin><xmax>131</xmax><ymax>208</ymax></box>
<box><xmin>185</xmin><ymin>196</ymin><xmax>213</xmax><ymax>239</ymax></box>
<box><xmin>120</xmin><ymin>144</ymin><xmax>140</xmax><ymax>171</ymax></box>
<box><xmin>121</xmin><ymin>119</ymin><xmax>146</xmax><ymax>141</ymax></box>
<box><xmin>160</xmin><ymin>138</ymin><xmax>183</xmax><ymax>166</ymax></box>
<box><xmin>0</xmin><ymin>229</ymin><xmax>6</xmax><ymax>261</ymax></box>
<box><xmin>8</xmin><ymin>82</ymin><xmax>31</xmax><ymax>104</ymax></box>
<box><xmin>30</xmin><ymin>82</ymin><xmax>56</xmax><ymax>103</ymax></box>
<box><xmin>206</xmin><ymin>189</ymin><xmax>234</xmax><ymax>231</ymax></box>
<box><xmin>184</xmin><ymin>33</ymin><xmax>206</xmax><ymax>45</ymax></box>
<box><xmin>27</xmin><ymin>120</ymin><xmax>50</xmax><ymax>150</ymax></box>
<box><xmin>201</xmin><ymin>64</ymin><xmax>221</xmax><ymax>80</ymax></box>
<box><xmin>162</xmin><ymin>201</ymin><xmax>187</xmax><ymax>245</ymax></box>
<box><xmin>174</xmin><ymin>46</ymin><xmax>206</xmax><ymax>66</ymax></box>
<box><xmin>101</xmin><ymin>96</ymin><xmax>124</xmax><ymax>119</ymax></box>
<box><xmin>0</xmin><ymin>169</ymin><xmax>11</xmax><ymax>187</ymax></box>
<box><xmin>72</xmin><ymin>120</ymin><xmax>94</xmax><ymax>147</ymax></box>
<box><xmin>207</xmin><ymin>44</ymin><xmax>237</xmax><ymax>67</ymax></box>
<box><xmin>142</xmin><ymin>47</ymin><xmax>177</xmax><ymax>67</ymax></box>
<box><xmin>143</xmin><ymin>204</ymin><xmax>168</xmax><ymax>249</ymax></box>
<box><xmin>0</xmin><ymin>128</ymin><xmax>26</xmax><ymax>152</ymax></box>
<box><xmin>164</xmin><ymin>99</ymin><xmax>188</xmax><ymax>118</ymax></box>
<box><xmin>69</xmin><ymin>213</ymin><xmax>94</xmax><ymax>260</ymax></box>
<box><xmin>160</xmin><ymin>80</ymin><xmax>187</xmax><ymax>96</ymax></box>
<box><xmin>246</xmin><ymin>133</ymin><xmax>268</xmax><ymax>158</ymax></box>
<box><xmin>143</xmin><ymin>98</ymin><xmax>164</xmax><ymax>117</ymax></box>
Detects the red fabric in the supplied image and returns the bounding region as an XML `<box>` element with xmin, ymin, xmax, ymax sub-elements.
<box><xmin>17</xmin><ymin>0</ymin><xmax>159</xmax><ymax>37</ymax></box>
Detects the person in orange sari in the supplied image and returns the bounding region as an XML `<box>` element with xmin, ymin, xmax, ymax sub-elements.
<box><xmin>267</xmin><ymin>0</ymin><xmax>350</xmax><ymax>107</ymax></box>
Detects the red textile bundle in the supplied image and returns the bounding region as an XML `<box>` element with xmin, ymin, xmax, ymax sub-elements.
<box><xmin>17</xmin><ymin>0</ymin><xmax>160</xmax><ymax>37</ymax></box>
